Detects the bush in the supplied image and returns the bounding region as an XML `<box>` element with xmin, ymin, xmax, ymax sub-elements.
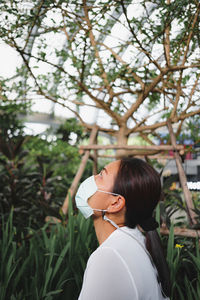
<box><xmin>0</xmin><ymin>99</ymin><xmax>92</xmax><ymax>235</ymax></box>
<box><xmin>0</xmin><ymin>201</ymin><xmax>97</xmax><ymax>300</ymax></box>
<box><xmin>156</xmin><ymin>205</ymin><xmax>200</xmax><ymax>300</ymax></box>
<box><xmin>0</xmin><ymin>202</ymin><xmax>199</xmax><ymax>300</ymax></box>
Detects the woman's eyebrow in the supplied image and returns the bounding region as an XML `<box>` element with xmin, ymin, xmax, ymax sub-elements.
<box><xmin>102</xmin><ymin>167</ymin><xmax>108</xmax><ymax>174</ymax></box>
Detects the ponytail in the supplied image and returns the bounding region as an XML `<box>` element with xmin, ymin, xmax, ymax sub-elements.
<box><xmin>146</xmin><ymin>230</ymin><xmax>171</xmax><ymax>298</ymax></box>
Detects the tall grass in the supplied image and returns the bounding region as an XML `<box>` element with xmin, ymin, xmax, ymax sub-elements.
<box><xmin>0</xmin><ymin>200</ymin><xmax>97</xmax><ymax>300</ymax></box>
<box><xmin>0</xmin><ymin>202</ymin><xmax>199</xmax><ymax>299</ymax></box>
<box><xmin>165</xmin><ymin>224</ymin><xmax>200</xmax><ymax>299</ymax></box>
<box><xmin>156</xmin><ymin>205</ymin><xmax>200</xmax><ymax>300</ymax></box>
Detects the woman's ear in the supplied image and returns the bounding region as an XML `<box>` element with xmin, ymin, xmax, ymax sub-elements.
<box><xmin>107</xmin><ymin>195</ymin><xmax>126</xmax><ymax>213</ymax></box>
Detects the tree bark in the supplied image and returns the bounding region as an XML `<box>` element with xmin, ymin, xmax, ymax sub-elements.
<box><xmin>115</xmin><ymin>126</ymin><xmax>129</xmax><ymax>158</ymax></box>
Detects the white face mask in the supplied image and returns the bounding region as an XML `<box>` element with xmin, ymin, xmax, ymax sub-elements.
<box><xmin>75</xmin><ymin>175</ymin><xmax>119</xmax><ymax>220</ymax></box>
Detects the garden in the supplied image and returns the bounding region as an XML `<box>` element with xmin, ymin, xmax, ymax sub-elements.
<box><xmin>0</xmin><ymin>0</ymin><xmax>200</xmax><ymax>299</ymax></box>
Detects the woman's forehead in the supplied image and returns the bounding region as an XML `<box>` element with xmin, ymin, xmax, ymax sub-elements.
<box><xmin>104</xmin><ymin>160</ymin><xmax>121</xmax><ymax>174</ymax></box>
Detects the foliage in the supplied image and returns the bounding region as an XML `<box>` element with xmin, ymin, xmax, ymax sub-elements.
<box><xmin>0</xmin><ymin>201</ymin><xmax>98</xmax><ymax>300</ymax></box>
<box><xmin>161</xmin><ymin>175</ymin><xmax>186</xmax><ymax>227</ymax></box>
<box><xmin>0</xmin><ymin>99</ymin><xmax>92</xmax><ymax>235</ymax></box>
<box><xmin>22</xmin><ymin>117</ymin><xmax>93</xmax><ymax>193</ymax></box>
<box><xmin>159</xmin><ymin>114</ymin><xmax>200</xmax><ymax>154</ymax></box>
<box><xmin>156</xmin><ymin>174</ymin><xmax>200</xmax><ymax>230</ymax></box>
<box><xmin>0</xmin><ymin>0</ymin><xmax>199</xmax><ymax>148</ymax></box>
<box><xmin>156</xmin><ymin>206</ymin><xmax>200</xmax><ymax>300</ymax></box>
<box><xmin>55</xmin><ymin>118</ymin><xmax>87</xmax><ymax>144</ymax></box>
<box><xmin>192</xmin><ymin>192</ymin><xmax>200</xmax><ymax>226</ymax></box>
<box><xmin>0</xmin><ymin>200</ymin><xmax>199</xmax><ymax>300</ymax></box>
<box><xmin>0</xmin><ymin>138</ymin><xmax>65</xmax><ymax>237</ymax></box>
<box><xmin>0</xmin><ymin>99</ymin><xmax>28</xmax><ymax>140</ymax></box>
<box><xmin>165</xmin><ymin>225</ymin><xmax>200</xmax><ymax>300</ymax></box>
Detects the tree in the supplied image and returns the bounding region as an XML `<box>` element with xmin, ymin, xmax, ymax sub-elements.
<box><xmin>0</xmin><ymin>0</ymin><xmax>200</xmax><ymax>157</ymax></box>
<box><xmin>0</xmin><ymin>97</ymin><xmax>92</xmax><ymax>233</ymax></box>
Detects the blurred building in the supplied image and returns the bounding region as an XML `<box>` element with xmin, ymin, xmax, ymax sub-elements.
<box><xmin>162</xmin><ymin>144</ymin><xmax>200</xmax><ymax>191</ymax></box>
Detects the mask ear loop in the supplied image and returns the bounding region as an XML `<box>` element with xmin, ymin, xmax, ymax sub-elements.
<box><xmin>102</xmin><ymin>210</ymin><xmax>119</xmax><ymax>229</ymax></box>
<box><xmin>102</xmin><ymin>210</ymin><xmax>107</xmax><ymax>219</ymax></box>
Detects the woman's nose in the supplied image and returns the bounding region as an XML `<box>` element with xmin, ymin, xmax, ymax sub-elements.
<box><xmin>94</xmin><ymin>175</ymin><xmax>98</xmax><ymax>183</ymax></box>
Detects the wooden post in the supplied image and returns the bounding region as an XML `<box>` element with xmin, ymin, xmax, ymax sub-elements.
<box><xmin>93</xmin><ymin>135</ymin><xmax>98</xmax><ymax>175</ymax></box>
<box><xmin>79</xmin><ymin>144</ymin><xmax>184</xmax><ymax>151</ymax></box>
<box><xmin>167</xmin><ymin>120</ymin><xmax>197</xmax><ymax>226</ymax></box>
<box><xmin>62</xmin><ymin>126</ymin><xmax>99</xmax><ymax>215</ymax></box>
<box><xmin>160</xmin><ymin>226</ymin><xmax>200</xmax><ymax>239</ymax></box>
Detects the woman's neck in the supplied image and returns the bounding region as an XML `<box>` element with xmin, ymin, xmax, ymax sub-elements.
<box><xmin>93</xmin><ymin>215</ymin><xmax>125</xmax><ymax>245</ymax></box>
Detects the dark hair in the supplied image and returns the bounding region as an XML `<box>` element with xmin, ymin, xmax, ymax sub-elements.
<box><xmin>112</xmin><ymin>157</ymin><xmax>171</xmax><ymax>298</ymax></box>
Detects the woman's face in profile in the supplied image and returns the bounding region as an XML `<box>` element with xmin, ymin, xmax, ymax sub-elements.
<box><xmin>88</xmin><ymin>160</ymin><xmax>121</xmax><ymax>213</ymax></box>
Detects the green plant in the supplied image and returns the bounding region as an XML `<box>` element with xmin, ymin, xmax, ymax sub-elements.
<box><xmin>159</xmin><ymin>174</ymin><xmax>188</xmax><ymax>228</ymax></box>
<box><xmin>0</xmin><ymin>99</ymin><xmax>28</xmax><ymax>140</ymax></box>
<box><xmin>162</xmin><ymin>224</ymin><xmax>200</xmax><ymax>300</ymax></box>
<box><xmin>0</xmin><ymin>100</ymin><xmax>93</xmax><ymax>235</ymax></box>
<box><xmin>1</xmin><ymin>201</ymin><xmax>200</xmax><ymax>300</ymax></box>
<box><xmin>156</xmin><ymin>204</ymin><xmax>200</xmax><ymax>300</ymax></box>
<box><xmin>0</xmin><ymin>198</ymin><xmax>97</xmax><ymax>300</ymax></box>
<box><xmin>0</xmin><ymin>137</ymin><xmax>65</xmax><ymax>236</ymax></box>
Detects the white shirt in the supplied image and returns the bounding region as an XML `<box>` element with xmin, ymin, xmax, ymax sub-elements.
<box><xmin>78</xmin><ymin>226</ymin><xmax>169</xmax><ymax>300</ymax></box>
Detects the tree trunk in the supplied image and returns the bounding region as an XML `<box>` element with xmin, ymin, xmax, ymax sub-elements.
<box><xmin>115</xmin><ymin>126</ymin><xmax>129</xmax><ymax>158</ymax></box>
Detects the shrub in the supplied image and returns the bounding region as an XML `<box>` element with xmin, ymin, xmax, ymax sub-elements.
<box><xmin>0</xmin><ymin>202</ymin><xmax>199</xmax><ymax>300</ymax></box>
<box><xmin>0</xmin><ymin>201</ymin><xmax>97</xmax><ymax>300</ymax></box>
<box><xmin>0</xmin><ymin>99</ymin><xmax>92</xmax><ymax>235</ymax></box>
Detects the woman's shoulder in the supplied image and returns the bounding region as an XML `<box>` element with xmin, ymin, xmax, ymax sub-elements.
<box><xmin>89</xmin><ymin>226</ymin><xmax>146</xmax><ymax>265</ymax></box>
<box><xmin>81</xmin><ymin>238</ymin><xmax>140</xmax><ymax>300</ymax></box>
<box><xmin>101</xmin><ymin>226</ymin><xmax>146</xmax><ymax>251</ymax></box>
<box><xmin>85</xmin><ymin>228</ymin><xmax>167</xmax><ymax>300</ymax></box>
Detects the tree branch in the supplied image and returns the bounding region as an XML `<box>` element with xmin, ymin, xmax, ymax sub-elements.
<box><xmin>182</xmin><ymin>3</ymin><xmax>200</xmax><ymax>65</ymax></box>
<box><xmin>120</xmin><ymin>0</ymin><xmax>162</xmax><ymax>72</ymax></box>
<box><xmin>77</xmin><ymin>81</ymin><xmax>122</xmax><ymax>125</ymax></box>
<box><xmin>128</xmin><ymin>108</ymin><xmax>200</xmax><ymax>134</ymax></box>
<box><xmin>163</xmin><ymin>0</ymin><xmax>171</xmax><ymax>66</ymax></box>
<box><xmin>98</xmin><ymin>42</ymin><xmax>144</xmax><ymax>88</ymax></box>
<box><xmin>23</xmin><ymin>0</ymin><xmax>46</xmax><ymax>51</ymax></box>
<box><xmin>170</xmin><ymin>70</ymin><xmax>183</xmax><ymax>118</ymax></box>
<box><xmin>83</xmin><ymin>0</ymin><xmax>115</xmax><ymax>101</ymax></box>
<box><xmin>122</xmin><ymin>67</ymin><xmax>170</xmax><ymax>121</ymax></box>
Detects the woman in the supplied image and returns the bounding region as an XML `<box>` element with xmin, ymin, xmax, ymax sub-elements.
<box><xmin>75</xmin><ymin>157</ymin><xmax>171</xmax><ymax>300</ymax></box>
